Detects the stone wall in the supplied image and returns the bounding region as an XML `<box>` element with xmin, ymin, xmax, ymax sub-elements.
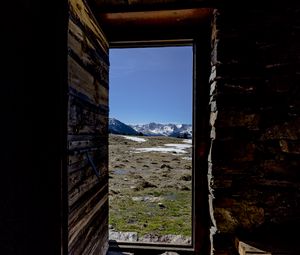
<box><xmin>209</xmin><ymin>3</ymin><xmax>300</xmax><ymax>254</ymax></box>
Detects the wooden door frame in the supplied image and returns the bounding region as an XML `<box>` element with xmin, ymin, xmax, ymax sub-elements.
<box><xmin>107</xmin><ymin>31</ymin><xmax>212</xmax><ymax>255</ymax></box>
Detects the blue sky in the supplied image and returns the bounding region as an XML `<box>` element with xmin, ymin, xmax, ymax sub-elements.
<box><xmin>109</xmin><ymin>46</ymin><xmax>193</xmax><ymax>125</ymax></box>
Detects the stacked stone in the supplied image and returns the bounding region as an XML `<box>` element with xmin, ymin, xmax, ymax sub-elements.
<box><xmin>209</xmin><ymin>3</ymin><xmax>300</xmax><ymax>254</ymax></box>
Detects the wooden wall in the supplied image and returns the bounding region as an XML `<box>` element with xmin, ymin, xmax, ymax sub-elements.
<box><xmin>68</xmin><ymin>0</ymin><xmax>109</xmax><ymax>254</ymax></box>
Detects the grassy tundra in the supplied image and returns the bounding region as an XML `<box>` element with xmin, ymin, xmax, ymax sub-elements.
<box><xmin>108</xmin><ymin>134</ymin><xmax>192</xmax><ymax>242</ymax></box>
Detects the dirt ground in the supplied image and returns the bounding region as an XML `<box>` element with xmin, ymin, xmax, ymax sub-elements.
<box><xmin>108</xmin><ymin>134</ymin><xmax>192</xmax><ymax>243</ymax></box>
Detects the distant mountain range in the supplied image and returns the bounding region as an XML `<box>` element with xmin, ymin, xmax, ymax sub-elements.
<box><xmin>109</xmin><ymin>118</ymin><xmax>192</xmax><ymax>138</ymax></box>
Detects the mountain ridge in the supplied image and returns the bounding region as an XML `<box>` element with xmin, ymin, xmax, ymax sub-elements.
<box><xmin>108</xmin><ymin>118</ymin><xmax>140</xmax><ymax>135</ymax></box>
<box><xmin>109</xmin><ymin>118</ymin><xmax>192</xmax><ymax>138</ymax></box>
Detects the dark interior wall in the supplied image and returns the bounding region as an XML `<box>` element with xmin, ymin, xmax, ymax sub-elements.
<box><xmin>1</xmin><ymin>1</ymin><xmax>68</xmax><ymax>255</ymax></box>
<box><xmin>209</xmin><ymin>2</ymin><xmax>300</xmax><ymax>254</ymax></box>
<box><xmin>67</xmin><ymin>0</ymin><xmax>109</xmax><ymax>254</ymax></box>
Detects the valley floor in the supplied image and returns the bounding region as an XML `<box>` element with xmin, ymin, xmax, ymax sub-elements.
<box><xmin>108</xmin><ymin>134</ymin><xmax>193</xmax><ymax>244</ymax></box>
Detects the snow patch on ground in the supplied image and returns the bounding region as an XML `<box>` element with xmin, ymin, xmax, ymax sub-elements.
<box><xmin>183</xmin><ymin>139</ymin><xmax>192</xmax><ymax>144</ymax></box>
<box><xmin>135</xmin><ymin>147</ymin><xmax>187</xmax><ymax>154</ymax></box>
<box><xmin>122</xmin><ymin>136</ymin><xmax>147</xmax><ymax>143</ymax></box>
<box><xmin>164</xmin><ymin>143</ymin><xmax>192</xmax><ymax>149</ymax></box>
<box><xmin>134</xmin><ymin>143</ymin><xmax>192</xmax><ymax>154</ymax></box>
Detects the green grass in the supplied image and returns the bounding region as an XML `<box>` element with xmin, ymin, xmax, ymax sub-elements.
<box><xmin>109</xmin><ymin>188</ymin><xmax>192</xmax><ymax>237</ymax></box>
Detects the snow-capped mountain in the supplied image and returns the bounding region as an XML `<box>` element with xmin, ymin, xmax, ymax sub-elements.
<box><xmin>109</xmin><ymin>118</ymin><xmax>192</xmax><ymax>138</ymax></box>
<box><xmin>130</xmin><ymin>122</ymin><xmax>192</xmax><ymax>138</ymax></box>
<box><xmin>109</xmin><ymin>118</ymin><xmax>139</xmax><ymax>135</ymax></box>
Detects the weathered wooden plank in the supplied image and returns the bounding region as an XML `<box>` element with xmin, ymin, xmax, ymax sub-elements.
<box><xmin>68</xmin><ymin>168</ymin><xmax>108</xmax><ymax>208</ymax></box>
<box><xmin>74</xmin><ymin>216</ymin><xmax>108</xmax><ymax>255</ymax></box>
<box><xmin>68</xmin><ymin>159</ymin><xmax>106</xmax><ymax>190</ymax></box>
<box><xmin>69</xmin><ymin>205</ymin><xmax>108</xmax><ymax>254</ymax></box>
<box><xmin>68</xmin><ymin>56</ymin><xmax>98</xmax><ymax>104</ymax></box>
<box><xmin>68</xmin><ymin>139</ymin><xmax>107</xmax><ymax>169</ymax></box>
<box><xmin>68</xmin><ymin>90</ymin><xmax>108</xmax><ymax>113</ymax></box>
<box><xmin>68</xmin><ymin>165</ymin><xmax>108</xmax><ymax>195</ymax></box>
<box><xmin>68</xmin><ymin>18</ymin><xmax>96</xmax><ymax>59</ymax></box>
<box><xmin>68</xmin><ymin>18</ymin><xmax>86</xmax><ymax>58</ymax></box>
<box><xmin>68</xmin><ymin>141</ymin><xmax>108</xmax><ymax>155</ymax></box>
<box><xmin>68</xmin><ymin>151</ymin><xmax>85</xmax><ymax>166</ymax></box>
<box><xmin>68</xmin><ymin>156</ymin><xmax>108</xmax><ymax>176</ymax></box>
<box><xmin>69</xmin><ymin>0</ymin><xmax>109</xmax><ymax>54</ymax></box>
<box><xmin>68</xmin><ymin>164</ymin><xmax>91</xmax><ymax>191</ymax></box>
<box><xmin>98</xmin><ymin>79</ymin><xmax>109</xmax><ymax>106</ymax></box>
<box><xmin>68</xmin><ymin>19</ymin><xmax>109</xmax><ymax>85</ymax></box>
<box><xmin>69</xmin><ymin>49</ymin><xmax>108</xmax><ymax>86</ymax></box>
<box><xmin>68</xmin><ymin>139</ymin><xmax>108</xmax><ymax>178</ymax></box>
<box><xmin>81</xmin><ymin>216</ymin><xmax>108</xmax><ymax>255</ymax></box>
<box><xmin>68</xmin><ymin>156</ymin><xmax>105</xmax><ymax>175</ymax></box>
<box><xmin>235</xmin><ymin>238</ymin><xmax>272</xmax><ymax>255</ymax></box>
<box><xmin>68</xmin><ymin>158</ymin><xmax>89</xmax><ymax>174</ymax></box>
<box><xmin>69</xmin><ymin>176</ymin><xmax>107</xmax><ymax>214</ymax></box>
<box><xmin>68</xmin><ymin>134</ymin><xmax>106</xmax><ymax>142</ymax></box>
<box><xmin>68</xmin><ymin>0</ymin><xmax>109</xmax><ymax>253</ymax></box>
<box><xmin>68</xmin><ymin>95</ymin><xmax>108</xmax><ymax>135</ymax></box>
<box><xmin>68</xmin><ymin>163</ymin><xmax>108</xmax><ymax>196</ymax></box>
<box><xmin>68</xmin><ymin>55</ymin><xmax>108</xmax><ymax>106</ymax></box>
<box><xmin>68</xmin><ymin>138</ymin><xmax>103</xmax><ymax>151</ymax></box>
<box><xmin>69</xmin><ymin>175</ymin><xmax>98</xmax><ymax>207</ymax></box>
<box><xmin>68</xmin><ymin>189</ymin><xmax>108</xmax><ymax>245</ymax></box>
<box><xmin>69</xmin><ymin>202</ymin><xmax>109</xmax><ymax>255</ymax></box>
<box><xmin>69</xmin><ymin>183</ymin><xmax>108</xmax><ymax>231</ymax></box>
<box><xmin>68</xmin><ymin>44</ymin><xmax>109</xmax><ymax>86</ymax></box>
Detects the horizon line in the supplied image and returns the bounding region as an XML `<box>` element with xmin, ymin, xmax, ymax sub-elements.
<box><xmin>109</xmin><ymin>117</ymin><xmax>192</xmax><ymax>126</ymax></box>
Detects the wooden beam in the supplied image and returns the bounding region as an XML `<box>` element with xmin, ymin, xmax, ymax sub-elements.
<box><xmin>99</xmin><ymin>8</ymin><xmax>213</xmax><ymax>27</ymax></box>
<box><xmin>235</xmin><ymin>238</ymin><xmax>272</xmax><ymax>255</ymax></box>
<box><xmin>89</xmin><ymin>0</ymin><xmax>219</xmax><ymax>13</ymax></box>
<box><xmin>97</xmin><ymin>8</ymin><xmax>213</xmax><ymax>42</ymax></box>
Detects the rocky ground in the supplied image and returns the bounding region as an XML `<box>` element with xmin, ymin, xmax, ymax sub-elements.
<box><xmin>108</xmin><ymin>134</ymin><xmax>192</xmax><ymax>244</ymax></box>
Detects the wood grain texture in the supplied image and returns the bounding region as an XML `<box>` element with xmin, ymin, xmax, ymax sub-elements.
<box><xmin>68</xmin><ymin>19</ymin><xmax>109</xmax><ymax>86</ymax></box>
<box><xmin>68</xmin><ymin>56</ymin><xmax>108</xmax><ymax>106</ymax></box>
<box><xmin>68</xmin><ymin>0</ymin><xmax>109</xmax><ymax>254</ymax></box>
<box><xmin>69</xmin><ymin>0</ymin><xmax>109</xmax><ymax>53</ymax></box>
<box><xmin>68</xmin><ymin>94</ymin><xmax>108</xmax><ymax>135</ymax></box>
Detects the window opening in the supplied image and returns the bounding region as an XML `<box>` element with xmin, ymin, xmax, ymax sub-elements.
<box><xmin>108</xmin><ymin>46</ymin><xmax>193</xmax><ymax>246</ymax></box>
